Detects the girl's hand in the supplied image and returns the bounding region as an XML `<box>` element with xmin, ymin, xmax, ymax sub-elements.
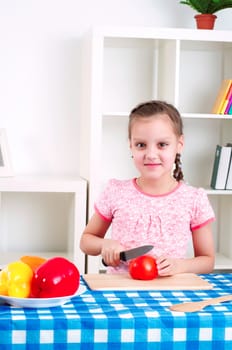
<box><xmin>101</xmin><ymin>239</ymin><xmax>124</xmax><ymax>267</ymax></box>
<box><xmin>156</xmin><ymin>256</ymin><xmax>183</xmax><ymax>276</ymax></box>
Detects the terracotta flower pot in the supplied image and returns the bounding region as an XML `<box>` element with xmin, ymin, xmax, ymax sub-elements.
<box><xmin>194</xmin><ymin>14</ymin><xmax>217</xmax><ymax>30</ymax></box>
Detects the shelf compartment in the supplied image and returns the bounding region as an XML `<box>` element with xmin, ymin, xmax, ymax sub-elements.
<box><xmin>179</xmin><ymin>41</ymin><xmax>232</xmax><ymax>114</ymax></box>
<box><xmin>103</xmin><ymin>38</ymin><xmax>155</xmax><ymax>113</ymax></box>
<box><xmin>0</xmin><ymin>176</ymin><xmax>87</xmax><ymax>273</ymax></box>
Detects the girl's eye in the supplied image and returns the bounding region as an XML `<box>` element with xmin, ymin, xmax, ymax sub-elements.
<box><xmin>159</xmin><ymin>142</ymin><xmax>168</xmax><ymax>148</ymax></box>
<box><xmin>135</xmin><ymin>142</ymin><xmax>146</xmax><ymax>148</ymax></box>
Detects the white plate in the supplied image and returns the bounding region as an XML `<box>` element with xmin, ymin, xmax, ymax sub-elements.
<box><xmin>0</xmin><ymin>284</ymin><xmax>87</xmax><ymax>308</ymax></box>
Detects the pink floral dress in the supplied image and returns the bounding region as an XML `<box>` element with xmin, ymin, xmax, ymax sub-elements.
<box><xmin>95</xmin><ymin>178</ymin><xmax>215</xmax><ymax>273</ymax></box>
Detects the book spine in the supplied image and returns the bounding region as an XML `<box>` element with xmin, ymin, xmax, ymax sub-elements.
<box><xmin>225</xmin><ymin>94</ymin><xmax>232</xmax><ymax>114</ymax></box>
<box><xmin>210</xmin><ymin>145</ymin><xmax>221</xmax><ymax>189</ymax></box>
<box><xmin>211</xmin><ymin>145</ymin><xmax>232</xmax><ymax>190</ymax></box>
<box><xmin>212</xmin><ymin>79</ymin><xmax>232</xmax><ymax>114</ymax></box>
<box><xmin>229</xmin><ymin>104</ymin><xmax>232</xmax><ymax>115</ymax></box>
<box><xmin>225</xmin><ymin>148</ymin><xmax>232</xmax><ymax>190</ymax></box>
<box><xmin>220</xmin><ymin>98</ymin><xmax>229</xmax><ymax>114</ymax></box>
<box><xmin>222</xmin><ymin>83</ymin><xmax>232</xmax><ymax>114</ymax></box>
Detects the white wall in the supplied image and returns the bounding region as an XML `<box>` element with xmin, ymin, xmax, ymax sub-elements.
<box><xmin>0</xmin><ymin>0</ymin><xmax>231</xmax><ymax>175</ymax></box>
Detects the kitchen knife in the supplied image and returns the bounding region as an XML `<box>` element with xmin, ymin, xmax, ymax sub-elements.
<box><xmin>102</xmin><ymin>244</ymin><xmax>154</xmax><ymax>267</ymax></box>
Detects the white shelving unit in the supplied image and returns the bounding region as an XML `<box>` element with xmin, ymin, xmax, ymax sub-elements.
<box><xmin>81</xmin><ymin>26</ymin><xmax>232</xmax><ymax>273</ymax></box>
<box><xmin>0</xmin><ymin>176</ymin><xmax>87</xmax><ymax>273</ymax></box>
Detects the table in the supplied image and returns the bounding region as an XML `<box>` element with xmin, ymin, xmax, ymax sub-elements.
<box><xmin>0</xmin><ymin>273</ymin><xmax>232</xmax><ymax>349</ymax></box>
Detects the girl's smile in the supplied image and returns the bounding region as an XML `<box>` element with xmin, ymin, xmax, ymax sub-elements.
<box><xmin>144</xmin><ymin>162</ymin><xmax>161</xmax><ymax>167</ymax></box>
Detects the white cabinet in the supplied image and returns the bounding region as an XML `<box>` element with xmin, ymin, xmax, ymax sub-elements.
<box><xmin>81</xmin><ymin>26</ymin><xmax>232</xmax><ymax>273</ymax></box>
<box><xmin>0</xmin><ymin>176</ymin><xmax>87</xmax><ymax>273</ymax></box>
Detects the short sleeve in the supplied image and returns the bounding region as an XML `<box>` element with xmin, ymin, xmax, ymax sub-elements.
<box><xmin>94</xmin><ymin>180</ymin><xmax>115</xmax><ymax>222</ymax></box>
<box><xmin>191</xmin><ymin>188</ymin><xmax>215</xmax><ymax>230</ymax></box>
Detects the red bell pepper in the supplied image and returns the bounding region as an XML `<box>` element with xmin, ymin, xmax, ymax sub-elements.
<box><xmin>30</xmin><ymin>257</ymin><xmax>80</xmax><ymax>298</ymax></box>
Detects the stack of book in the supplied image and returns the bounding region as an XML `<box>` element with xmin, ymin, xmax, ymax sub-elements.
<box><xmin>210</xmin><ymin>144</ymin><xmax>232</xmax><ymax>190</ymax></box>
<box><xmin>211</xmin><ymin>79</ymin><xmax>232</xmax><ymax>115</ymax></box>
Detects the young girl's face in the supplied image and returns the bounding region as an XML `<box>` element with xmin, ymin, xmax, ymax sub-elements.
<box><xmin>130</xmin><ymin>114</ymin><xmax>184</xmax><ymax>181</ymax></box>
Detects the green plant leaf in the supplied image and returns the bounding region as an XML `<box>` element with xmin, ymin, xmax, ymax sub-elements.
<box><xmin>179</xmin><ymin>0</ymin><xmax>232</xmax><ymax>13</ymax></box>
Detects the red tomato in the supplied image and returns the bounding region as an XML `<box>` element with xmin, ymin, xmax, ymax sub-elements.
<box><xmin>30</xmin><ymin>257</ymin><xmax>80</xmax><ymax>298</ymax></box>
<box><xmin>129</xmin><ymin>255</ymin><xmax>158</xmax><ymax>280</ymax></box>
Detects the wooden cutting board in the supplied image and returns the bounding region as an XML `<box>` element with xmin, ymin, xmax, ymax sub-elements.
<box><xmin>83</xmin><ymin>273</ymin><xmax>213</xmax><ymax>291</ymax></box>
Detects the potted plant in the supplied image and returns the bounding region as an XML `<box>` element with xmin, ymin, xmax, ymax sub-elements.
<box><xmin>179</xmin><ymin>0</ymin><xmax>232</xmax><ymax>29</ymax></box>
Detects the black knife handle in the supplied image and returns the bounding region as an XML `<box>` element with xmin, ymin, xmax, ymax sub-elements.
<box><xmin>119</xmin><ymin>251</ymin><xmax>125</xmax><ymax>261</ymax></box>
<box><xmin>101</xmin><ymin>258</ymin><xmax>108</xmax><ymax>267</ymax></box>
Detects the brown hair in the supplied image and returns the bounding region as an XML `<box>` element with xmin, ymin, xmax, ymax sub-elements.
<box><xmin>129</xmin><ymin>100</ymin><xmax>184</xmax><ymax>181</ymax></box>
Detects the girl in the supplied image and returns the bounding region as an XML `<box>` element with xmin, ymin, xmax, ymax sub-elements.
<box><xmin>80</xmin><ymin>100</ymin><xmax>215</xmax><ymax>275</ymax></box>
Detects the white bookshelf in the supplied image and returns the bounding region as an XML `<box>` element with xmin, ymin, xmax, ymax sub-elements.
<box><xmin>81</xmin><ymin>26</ymin><xmax>232</xmax><ymax>273</ymax></box>
<box><xmin>0</xmin><ymin>176</ymin><xmax>87</xmax><ymax>273</ymax></box>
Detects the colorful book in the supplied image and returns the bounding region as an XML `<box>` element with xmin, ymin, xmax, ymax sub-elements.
<box><xmin>211</xmin><ymin>79</ymin><xmax>232</xmax><ymax>114</ymax></box>
<box><xmin>221</xmin><ymin>82</ymin><xmax>232</xmax><ymax>114</ymax></box>
<box><xmin>229</xmin><ymin>103</ymin><xmax>232</xmax><ymax>115</ymax></box>
<box><xmin>225</xmin><ymin>94</ymin><xmax>232</xmax><ymax>114</ymax></box>
<box><xmin>210</xmin><ymin>144</ymin><xmax>232</xmax><ymax>190</ymax></box>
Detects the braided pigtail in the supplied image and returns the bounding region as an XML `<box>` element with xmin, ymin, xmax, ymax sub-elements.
<box><xmin>173</xmin><ymin>153</ymin><xmax>184</xmax><ymax>181</ymax></box>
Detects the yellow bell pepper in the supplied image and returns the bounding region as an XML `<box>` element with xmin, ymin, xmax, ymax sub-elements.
<box><xmin>0</xmin><ymin>261</ymin><xmax>33</xmax><ymax>298</ymax></box>
<box><xmin>0</xmin><ymin>269</ymin><xmax>8</xmax><ymax>295</ymax></box>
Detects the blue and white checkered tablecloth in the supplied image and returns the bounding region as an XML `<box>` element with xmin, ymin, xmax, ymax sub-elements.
<box><xmin>1</xmin><ymin>273</ymin><xmax>232</xmax><ymax>350</ymax></box>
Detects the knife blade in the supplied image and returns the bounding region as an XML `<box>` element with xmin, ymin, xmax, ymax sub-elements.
<box><xmin>102</xmin><ymin>244</ymin><xmax>154</xmax><ymax>266</ymax></box>
<box><xmin>119</xmin><ymin>245</ymin><xmax>154</xmax><ymax>261</ymax></box>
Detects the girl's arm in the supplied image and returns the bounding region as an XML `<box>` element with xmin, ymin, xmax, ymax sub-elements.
<box><xmin>79</xmin><ymin>213</ymin><xmax>124</xmax><ymax>266</ymax></box>
<box><xmin>156</xmin><ymin>222</ymin><xmax>215</xmax><ymax>276</ymax></box>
